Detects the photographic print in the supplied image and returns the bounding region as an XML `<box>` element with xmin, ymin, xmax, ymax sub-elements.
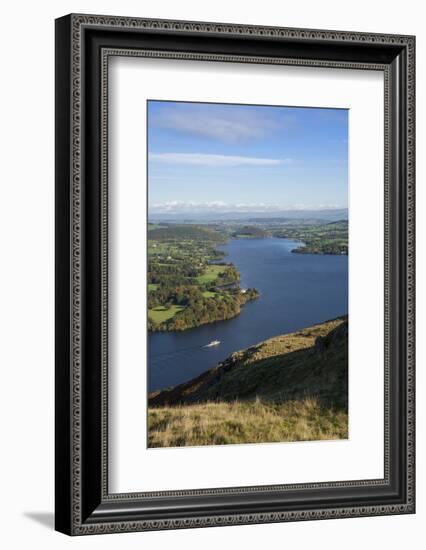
<box><xmin>147</xmin><ymin>100</ymin><xmax>349</xmax><ymax>448</ymax></box>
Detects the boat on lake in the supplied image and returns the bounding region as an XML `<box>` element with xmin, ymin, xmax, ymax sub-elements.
<box><xmin>205</xmin><ymin>340</ymin><xmax>221</xmax><ymax>347</ymax></box>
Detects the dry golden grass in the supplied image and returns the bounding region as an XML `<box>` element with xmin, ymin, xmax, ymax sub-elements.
<box><xmin>148</xmin><ymin>397</ymin><xmax>348</xmax><ymax>448</ymax></box>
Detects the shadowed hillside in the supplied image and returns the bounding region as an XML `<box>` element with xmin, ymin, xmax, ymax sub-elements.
<box><xmin>148</xmin><ymin>317</ymin><xmax>348</xmax><ymax>447</ymax></box>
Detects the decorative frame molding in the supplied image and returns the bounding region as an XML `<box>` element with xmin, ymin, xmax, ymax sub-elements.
<box><xmin>55</xmin><ymin>14</ymin><xmax>415</xmax><ymax>535</ymax></box>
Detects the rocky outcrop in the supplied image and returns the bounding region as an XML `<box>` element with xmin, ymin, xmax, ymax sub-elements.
<box><xmin>314</xmin><ymin>319</ymin><xmax>348</xmax><ymax>354</ymax></box>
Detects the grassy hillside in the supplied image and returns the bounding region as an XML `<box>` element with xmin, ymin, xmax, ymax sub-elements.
<box><xmin>148</xmin><ymin>317</ymin><xmax>348</xmax><ymax>447</ymax></box>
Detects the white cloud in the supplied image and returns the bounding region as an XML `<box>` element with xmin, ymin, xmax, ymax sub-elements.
<box><xmin>151</xmin><ymin>201</ymin><xmax>281</xmax><ymax>213</ymax></box>
<box><xmin>152</xmin><ymin>201</ymin><xmax>231</xmax><ymax>212</ymax></box>
<box><xmin>150</xmin><ymin>105</ymin><xmax>282</xmax><ymax>143</ymax></box>
<box><xmin>149</xmin><ymin>153</ymin><xmax>290</xmax><ymax>167</ymax></box>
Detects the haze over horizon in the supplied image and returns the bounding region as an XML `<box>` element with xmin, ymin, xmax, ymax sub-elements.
<box><xmin>148</xmin><ymin>208</ymin><xmax>348</xmax><ymax>224</ymax></box>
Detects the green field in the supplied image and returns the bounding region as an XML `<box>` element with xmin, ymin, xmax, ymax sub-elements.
<box><xmin>202</xmin><ymin>291</ymin><xmax>217</xmax><ymax>298</ymax></box>
<box><xmin>148</xmin><ymin>284</ymin><xmax>158</xmax><ymax>291</ymax></box>
<box><xmin>196</xmin><ymin>265</ymin><xmax>226</xmax><ymax>284</ymax></box>
<box><xmin>148</xmin><ymin>305</ymin><xmax>186</xmax><ymax>324</ymax></box>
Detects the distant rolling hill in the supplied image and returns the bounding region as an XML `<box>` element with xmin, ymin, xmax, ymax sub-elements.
<box><xmin>326</xmin><ymin>219</ymin><xmax>348</xmax><ymax>227</ymax></box>
<box><xmin>148</xmin><ymin>224</ymin><xmax>225</xmax><ymax>242</ymax></box>
<box><xmin>148</xmin><ymin>317</ymin><xmax>348</xmax><ymax>447</ymax></box>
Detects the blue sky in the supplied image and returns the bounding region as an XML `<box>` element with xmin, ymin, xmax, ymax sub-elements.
<box><xmin>147</xmin><ymin>100</ymin><xmax>348</xmax><ymax>214</ymax></box>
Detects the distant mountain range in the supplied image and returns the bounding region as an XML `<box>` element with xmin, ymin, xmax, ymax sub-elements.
<box><xmin>149</xmin><ymin>208</ymin><xmax>348</xmax><ymax>223</ymax></box>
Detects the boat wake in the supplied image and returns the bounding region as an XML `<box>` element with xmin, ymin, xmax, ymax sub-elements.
<box><xmin>150</xmin><ymin>341</ymin><xmax>222</xmax><ymax>365</ymax></box>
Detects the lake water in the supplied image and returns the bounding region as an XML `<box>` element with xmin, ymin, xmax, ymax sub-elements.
<box><xmin>148</xmin><ymin>238</ymin><xmax>348</xmax><ymax>391</ymax></box>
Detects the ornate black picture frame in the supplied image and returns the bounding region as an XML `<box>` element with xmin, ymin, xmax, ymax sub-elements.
<box><xmin>55</xmin><ymin>14</ymin><xmax>415</xmax><ymax>535</ymax></box>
